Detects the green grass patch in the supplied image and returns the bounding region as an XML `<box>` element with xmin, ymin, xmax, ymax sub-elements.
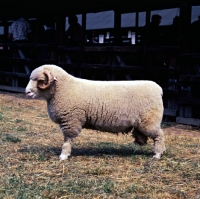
<box><xmin>15</xmin><ymin>119</ymin><xmax>23</xmax><ymax>123</ymax></box>
<box><xmin>16</xmin><ymin>126</ymin><xmax>27</xmax><ymax>131</ymax></box>
<box><xmin>2</xmin><ymin>133</ymin><xmax>21</xmax><ymax>143</ymax></box>
<box><xmin>0</xmin><ymin>113</ymin><xmax>3</xmax><ymax>120</ymax></box>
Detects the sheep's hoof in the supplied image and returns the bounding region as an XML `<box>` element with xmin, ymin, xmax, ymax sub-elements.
<box><xmin>153</xmin><ymin>153</ymin><xmax>161</xmax><ymax>159</ymax></box>
<box><xmin>59</xmin><ymin>154</ymin><xmax>70</xmax><ymax>160</ymax></box>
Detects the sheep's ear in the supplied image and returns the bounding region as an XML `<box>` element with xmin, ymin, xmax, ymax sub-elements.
<box><xmin>37</xmin><ymin>69</ymin><xmax>55</xmax><ymax>90</ymax></box>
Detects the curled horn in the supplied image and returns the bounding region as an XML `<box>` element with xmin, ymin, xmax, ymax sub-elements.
<box><xmin>37</xmin><ymin>69</ymin><xmax>56</xmax><ymax>90</ymax></box>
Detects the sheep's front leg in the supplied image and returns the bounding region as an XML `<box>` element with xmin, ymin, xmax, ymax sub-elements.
<box><xmin>59</xmin><ymin>137</ymin><xmax>72</xmax><ymax>160</ymax></box>
<box><xmin>59</xmin><ymin>121</ymin><xmax>82</xmax><ymax>160</ymax></box>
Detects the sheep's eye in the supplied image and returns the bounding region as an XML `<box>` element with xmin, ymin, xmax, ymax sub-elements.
<box><xmin>30</xmin><ymin>78</ymin><xmax>37</xmax><ymax>81</ymax></box>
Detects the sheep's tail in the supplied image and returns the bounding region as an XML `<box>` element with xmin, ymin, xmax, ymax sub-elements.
<box><xmin>161</xmin><ymin>88</ymin><xmax>163</xmax><ymax>97</ymax></box>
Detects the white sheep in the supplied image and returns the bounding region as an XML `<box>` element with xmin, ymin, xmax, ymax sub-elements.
<box><xmin>25</xmin><ymin>64</ymin><xmax>166</xmax><ymax>160</ymax></box>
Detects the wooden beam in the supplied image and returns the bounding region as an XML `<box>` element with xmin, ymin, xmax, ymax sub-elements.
<box><xmin>114</xmin><ymin>9</ymin><xmax>121</xmax><ymax>45</ymax></box>
<box><xmin>179</xmin><ymin>75</ymin><xmax>200</xmax><ymax>82</ymax></box>
<box><xmin>178</xmin><ymin>98</ymin><xmax>200</xmax><ymax>105</ymax></box>
<box><xmin>179</xmin><ymin>0</ymin><xmax>191</xmax><ymax>52</ymax></box>
<box><xmin>0</xmin><ymin>71</ymin><xmax>29</xmax><ymax>78</ymax></box>
<box><xmin>176</xmin><ymin>117</ymin><xmax>200</xmax><ymax>126</ymax></box>
<box><xmin>163</xmin><ymin>89</ymin><xmax>178</xmax><ymax>97</ymax></box>
<box><xmin>135</xmin><ymin>12</ymin><xmax>139</xmax><ymax>45</ymax></box>
<box><xmin>164</xmin><ymin>109</ymin><xmax>177</xmax><ymax>116</ymax></box>
<box><xmin>0</xmin><ymin>85</ymin><xmax>25</xmax><ymax>93</ymax></box>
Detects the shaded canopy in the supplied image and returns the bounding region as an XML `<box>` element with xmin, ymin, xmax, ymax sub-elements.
<box><xmin>1</xmin><ymin>0</ymin><xmax>200</xmax><ymax>20</ymax></box>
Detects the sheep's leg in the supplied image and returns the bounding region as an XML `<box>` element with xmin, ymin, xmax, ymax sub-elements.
<box><xmin>59</xmin><ymin>121</ymin><xmax>82</xmax><ymax>160</ymax></box>
<box><xmin>152</xmin><ymin>129</ymin><xmax>166</xmax><ymax>159</ymax></box>
<box><xmin>132</xmin><ymin>128</ymin><xmax>148</xmax><ymax>146</ymax></box>
<box><xmin>138</xmin><ymin>124</ymin><xmax>166</xmax><ymax>159</ymax></box>
<box><xmin>59</xmin><ymin>137</ymin><xmax>72</xmax><ymax>160</ymax></box>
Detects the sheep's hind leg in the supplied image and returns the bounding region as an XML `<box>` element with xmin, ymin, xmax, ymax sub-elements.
<box><xmin>59</xmin><ymin>137</ymin><xmax>72</xmax><ymax>160</ymax></box>
<box><xmin>153</xmin><ymin>129</ymin><xmax>166</xmax><ymax>159</ymax></box>
<box><xmin>132</xmin><ymin>129</ymin><xmax>148</xmax><ymax>146</ymax></box>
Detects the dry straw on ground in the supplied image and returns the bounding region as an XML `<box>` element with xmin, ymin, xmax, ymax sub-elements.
<box><xmin>0</xmin><ymin>91</ymin><xmax>199</xmax><ymax>199</ymax></box>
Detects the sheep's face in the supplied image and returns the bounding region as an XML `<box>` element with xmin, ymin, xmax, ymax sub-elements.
<box><xmin>25</xmin><ymin>79</ymin><xmax>38</xmax><ymax>98</ymax></box>
<box><xmin>25</xmin><ymin>67</ymin><xmax>57</xmax><ymax>100</ymax></box>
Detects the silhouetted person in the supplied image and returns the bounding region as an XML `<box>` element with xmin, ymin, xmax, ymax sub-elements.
<box><xmin>165</xmin><ymin>16</ymin><xmax>180</xmax><ymax>69</ymax></box>
<box><xmin>8</xmin><ymin>16</ymin><xmax>32</xmax><ymax>74</ymax></box>
<box><xmin>88</xmin><ymin>31</ymin><xmax>98</xmax><ymax>44</ymax></box>
<box><xmin>147</xmin><ymin>14</ymin><xmax>162</xmax><ymax>46</ymax></box>
<box><xmin>43</xmin><ymin>19</ymin><xmax>56</xmax><ymax>43</ymax></box>
<box><xmin>144</xmin><ymin>15</ymin><xmax>167</xmax><ymax>67</ymax></box>
<box><xmin>169</xmin><ymin>16</ymin><xmax>180</xmax><ymax>45</ymax></box>
<box><xmin>35</xmin><ymin>17</ymin><xmax>46</xmax><ymax>42</ymax></box>
<box><xmin>65</xmin><ymin>15</ymin><xmax>86</xmax><ymax>46</ymax></box>
<box><xmin>190</xmin><ymin>15</ymin><xmax>200</xmax><ymax>52</ymax></box>
<box><xmin>8</xmin><ymin>16</ymin><xmax>32</xmax><ymax>42</ymax></box>
<box><xmin>190</xmin><ymin>15</ymin><xmax>200</xmax><ymax>75</ymax></box>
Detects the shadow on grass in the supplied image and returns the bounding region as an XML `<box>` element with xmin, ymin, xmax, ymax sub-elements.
<box><xmin>18</xmin><ymin>142</ymin><xmax>153</xmax><ymax>159</ymax></box>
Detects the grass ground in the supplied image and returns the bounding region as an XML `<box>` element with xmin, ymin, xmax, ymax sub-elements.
<box><xmin>0</xmin><ymin>92</ymin><xmax>199</xmax><ymax>199</ymax></box>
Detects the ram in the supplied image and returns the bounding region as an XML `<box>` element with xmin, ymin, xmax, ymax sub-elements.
<box><xmin>25</xmin><ymin>65</ymin><xmax>166</xmax><ymax>160</ymax></box>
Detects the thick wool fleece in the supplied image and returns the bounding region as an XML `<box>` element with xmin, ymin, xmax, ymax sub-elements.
<box><xmin>26</xmin><ymin>65</ymin><xmax>166</xmax><ymax>160</ymax></box>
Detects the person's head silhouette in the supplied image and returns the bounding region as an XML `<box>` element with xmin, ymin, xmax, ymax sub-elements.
<box><xmin>68</xmin><ymin>15</ymin><xmax>78</xmax><ymax>25</ymax></box>
<box><xmin>151</xmin><ymin>14</ymin><xmax>162</xmax><ymax>26</ymax></box>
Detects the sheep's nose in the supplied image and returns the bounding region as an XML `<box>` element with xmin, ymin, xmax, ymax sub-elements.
<box><xmin>25</xmin><ymin>88</ymin><xmax>29</xmax><ymax>94</ymax></box>
<box><xmin>25</xmin><ymin>89</ymin><xmax>32</xmax><ymax>96</ymax></box>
